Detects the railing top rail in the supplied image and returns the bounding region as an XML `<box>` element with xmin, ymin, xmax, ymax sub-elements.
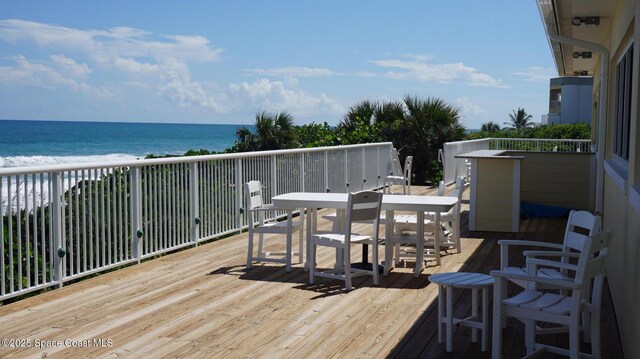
<box><xmin>490</xmin><ymin>137</ymin><xmax>590</xmax><ymax>142</ymax></box>
<box><xmin>443</xmin><ymin>138</ymin><xmax>491</xmax><ymax>145</ymax></box>
<box><xmin>0</xmin><ymin>142</ymin><xmax>393</xmax><ymax>176</ymax></box>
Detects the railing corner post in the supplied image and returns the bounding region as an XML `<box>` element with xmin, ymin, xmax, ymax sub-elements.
<box><xmin>189</xmin><ymin>162</ymin><xmax>200</xmax><ymax>246</ymax></box>
<box><xmin>130</xmin><ymin>166</ymin><xmax>143</xmax><ymax>262</ymax></box>
<box><xmin>51</xmin><ymin>171</ymin><xmax>65</xmax><ymax>288</ymax></box>
<box><xmin>236</xmin><ymin>158</ymin><xmax>243</xmax><ymax>233</ymax></box>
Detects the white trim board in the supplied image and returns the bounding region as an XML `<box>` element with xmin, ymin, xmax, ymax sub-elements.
<box><xmin>604</xmin><ymin>158</ymin><xmax>628</xmax><ymax>194</ymax></box>
<box><xmin>630</xmin><ymin>185</ymin><xmax>640</xmax><ymax>215</ymax></box>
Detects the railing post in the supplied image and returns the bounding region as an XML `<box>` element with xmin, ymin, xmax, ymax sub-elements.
<box><xmin>361</xmin><ymin>147</ymin><xmax>366</xmax><ymax>190</ymax></box>
<box><xmin>344</xmin><ymin>149</ymin><xmax>349</xmax><ymax>192</ymax></box>
<box><xmin>271</xmin><ymin>155</ymin><xmax>277</xmax><ymax>197</ymax></box>
<box><xmin>235</xmin><ymin>158</ymin><xmax>243</xmax><ymax>233</ymax></box>
<box><xmin>51</xmin><ymin>172</ymin><xmax>65</xmax><ymax>288</ymax></box>
<box><xmin>189</xmin><ymin>162</ymin><xmax>200</xmax><ymax>246</ymax></box>
<box><xmin>130</xmin><ymin>166</ymin><xmax>143</xmax><ymax>260</ymax></box>
<box><xmin>324</xmin><ymin>151</ymin><xmax>329</xmax><ymax>192</ymax></box>
<box><xmin>300</xmin><ymin>153</ymin><xmax>305</xmax><ymax>192</ymax></box>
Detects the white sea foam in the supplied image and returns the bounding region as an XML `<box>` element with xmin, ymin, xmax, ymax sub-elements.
<box><xmin>0</xmin><ymin>153</ymin><xmax>140</xmax><ymax>169</ymax></box>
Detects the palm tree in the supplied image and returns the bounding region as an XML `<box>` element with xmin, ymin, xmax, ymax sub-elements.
<box><xmin>231</xmin><ymin>111</ymin><xmax>297</xmax><ymax>152</ymax></box>
<box><xmin>481</xmin><ymin>121</ymin><xmax>501</xmax><ymax>132</ymax></box>
<box><xmin>399</xmin><ymin>96</ymin><xmax>466</xmax><ymax>185</ymax></box>
<box><xmin>336</xmin><ymin>100</ymin><xmax>383</xmax><ymax>144</ymax></box>
<box><xmin>504</xmin><ymin>108</ymin><xmax>534</xmax><ymax>130</ymax></box>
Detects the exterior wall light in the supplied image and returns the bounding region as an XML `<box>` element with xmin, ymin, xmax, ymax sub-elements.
<box><xmin>573</xmin><ymin>51</ymin><xmax>593</xmax><ymax>59</ymax></box>
<box><xmin>571</xmin><ymin>16</ymin><xmax>600</xmax><ymax>27</ymax></box>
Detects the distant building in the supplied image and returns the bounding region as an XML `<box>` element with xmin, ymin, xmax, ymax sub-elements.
<box><xmin>542</xmin><ymin>76</ymin><xmax>593</xmax><ymax>125</ymax></box>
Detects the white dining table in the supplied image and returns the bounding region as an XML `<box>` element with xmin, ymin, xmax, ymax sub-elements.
<box><xmin>272</xmin><ymin>192</ymin><xmax>458</xmax><ymax>276</ymax></box>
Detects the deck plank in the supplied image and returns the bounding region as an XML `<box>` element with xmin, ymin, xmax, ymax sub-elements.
<box><xmin>0</xmin><ymin>185</ymin><xmax>623</xmax><ymax>358</ymax></box>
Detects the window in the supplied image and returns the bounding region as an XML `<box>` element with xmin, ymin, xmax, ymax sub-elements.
<box><xmin>614</xmin><ymin>44</ymin><xmax>633</xmax><ymax>160</ymax></box>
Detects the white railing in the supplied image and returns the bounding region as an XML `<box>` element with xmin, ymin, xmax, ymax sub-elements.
<box><xmin>441</xmin><ymin>139</ymin><xmax>491</xmax><ymax>184</ymax></box>
<box><xmin>489</xmin><ymin>138</ymin><xmax>592</xmax><ymax>153</ymax></box>
<box><xmin>0</xmin><ymin>142</ymin><xmax>394</xmax><ymax>300</ymax></box>
<box><xmin>441</xmin><ymin>138</ymin><xmax>592</xmax><ymax>184</ymax></box>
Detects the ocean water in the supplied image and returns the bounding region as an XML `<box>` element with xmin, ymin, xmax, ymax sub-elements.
<box><xmin>0</xmin><ymin>119</ymin><xmax>244</xmax><ymax>168</ymax></box>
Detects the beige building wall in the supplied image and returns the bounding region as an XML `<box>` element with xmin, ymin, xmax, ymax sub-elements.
<box><xmin>595</xmin><ymin>2</ymin><xmax>640</xmax><ymax>358</ymax></box>
<box><xmin>508</xmin><ymin>152</ymin><xmax>595</xmax><ymax>211</ymax></box>
<box><xmin>474</xmin><ymin>158</ymin><xmax>518</xmax><ymax>232</ymax></box>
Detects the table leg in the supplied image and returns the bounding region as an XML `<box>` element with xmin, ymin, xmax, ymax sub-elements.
<box><xmin>335</xmin><ymin>209</ymin><xmax>345</xmax><ymax>270</ymax></box>
<box><xmin>434</xmin><ymin>212</ymin><xmax>442</xmax><ymax>266</ymax></box>
<box><xmin>304</xmin><ymin>207</ymin><xmax>313</xmax><ymax>271</ymax></box>
<box><xmin>446</xmin><ymin>285</ymin><xmax>453</xmax><ymax>352</ymax></box>
<box><xmin>415</xmin><ymin>211</ymin><xmax>424</xmax><ymax>277</ymax></box>
<box><xmin>298</xmin><ymin>208</ymin><xmax>304</xmax><ymax>264</ymax></box>
<box><xmin>285</xmin><ymin>209</ymin><xmax>292</xmax><ymax>272</ymax></box>
<box><xmin>482</xmin><ymin>286</ymin><xmax>489</xmax><ymax>351</ymax></box>
<box><xmin>438</xmin><ymin>284</ymin><xmax>444</xmax><ymax>344</ymax></box>
<box><xmin>471</xmin><ymin>288</ymin><xmax>479</xmax><ymax>343</ymax></box>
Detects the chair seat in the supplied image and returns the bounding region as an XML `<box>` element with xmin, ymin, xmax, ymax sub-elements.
<box><xmin>322</xmin><ymin>212</ymin><xmax>387</xmax><ymax>224</ymax></box>
<box><xmin>504</xmin><ymin>289</ymin><xmax>572</xmax><ymax>316</ymax></box>
<box><xmin>502</xmin><ymin>266</ymin><xmax>571</xmax><ymax>282</ymax></box>
<box><xmin>253</xmin><ymin>220</ymin><xmax>302</xmax><ymax>233</ymax></box>
<box><xmin>311</xmin><ymin>233</ymin><xmax>372</xmax><ymax>247</ymax></box>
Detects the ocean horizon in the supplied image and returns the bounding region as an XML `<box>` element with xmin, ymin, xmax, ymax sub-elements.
<box><xmin>0</xmin><ymin>119</ymin><xmax>245</xmax><ymax>168</ymax></box>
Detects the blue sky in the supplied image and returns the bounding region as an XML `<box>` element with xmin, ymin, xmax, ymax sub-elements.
<box><xmin>0</xmin><ymin>1</ymin><xmax>557</xmax><ymax>128</ymax></box>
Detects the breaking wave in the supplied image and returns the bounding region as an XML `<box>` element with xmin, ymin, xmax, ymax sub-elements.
<box><xmin>0</xmin><ymin>154</ymin><xmax>141</xmax><ymax>169</ymax></box>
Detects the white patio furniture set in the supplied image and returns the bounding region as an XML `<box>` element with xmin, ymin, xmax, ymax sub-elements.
<box><xmin>243</xmin><ymin>163</ymin><xmax>610</xmax><ymax>358</ymax></box>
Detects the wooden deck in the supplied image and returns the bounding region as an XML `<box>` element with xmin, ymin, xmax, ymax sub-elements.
<box><xmin>0</xmin><ymin>186</ymin><xmax>623</xmax><ymax>358</ymax></box>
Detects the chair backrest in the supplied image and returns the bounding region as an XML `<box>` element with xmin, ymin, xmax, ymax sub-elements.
<box><xmin>344</xmin><ymin>191</ymin><xmax>383</xmax><ymax>240</ymax></box>
<box><xmin>563</xmin><ymin>210</ymin><xmax>601</xmax><ymax>252</ymax></box>
<box><xmin>572</xmin><ymin>231</ymin><xmax>610</xmax><ymax>301</ymax></box>
<box><xmin>244</xmin><ymin>180</ymin><xmax>264</xmax><ymax>210</ymax></box>
<box><xmin>403</xmin><ymin>156</ymin><xmax>413</xmax><ymax>179</ymax></box>
<box><xmin>452</xmin><ymin>176</ymin><xmax>465</xmax><ymax>214</ymax></box>
<box><xmin>528</xmin><ymin>230</ymin><xmax>610</xmax><ymax>312</ymax></box>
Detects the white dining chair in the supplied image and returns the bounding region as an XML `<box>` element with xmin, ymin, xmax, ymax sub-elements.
<box><xmin>498</xmin><ymin>210</ymin><xmax>602</xmax><ymax>346</ymax></box>
<box><xmin>384</xmin><ymin>155</ymin><xmax>413</xmax><ymax>195</ymax></box>
<box><xmin>309</xmin><ymin>190</ymin><xmax>383</xmax><ymax>290</ymax></box>
<box><xmin>388</xmin><ymin>177</ymin><xmax>464</xmax><ymax>264</ymax></box>
<box><xmin>491</xmin><ymin>229</ymin><xmax>610</xmax><ymax>359</ymax></box>
<box><xmin>245</xmin><ymin>180</ymin><xmax>303</xmax><ymax>272</ymax></box>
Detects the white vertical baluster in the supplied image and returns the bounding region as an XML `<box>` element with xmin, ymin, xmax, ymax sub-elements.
<box><xmin>23</xmin><ymin>175</ymin><xmax>30</xmax><ymax>288</ymax></box>
<box><xmin>190</xmin><ymin>162</ymin><xmax>199</xmax><ymax>245</ymax></box>
<box><xmin>32</xmin><ymin>174</ymin><xmax>38</xmax><ymax>286</ymax></box>
<box><xmin>17</xmin><ymin>175</ymin><xmax>22</xmax><ymax>290</ymax></box>
<box><xmin>0</xmin><ymin>176</ymin><xmax>5</xmax><ymax>295</ymax></box>
<box><xmin>51</xmin><ymin>172</ymin><xmax>64</xmax><ymax>288</ymax></box>
<box><xmin>130</xmin><ymin>166</ymin><xmax>142</xmax><ymax>261</ymax></box>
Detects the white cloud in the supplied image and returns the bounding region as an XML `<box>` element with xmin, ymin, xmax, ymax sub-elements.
<box><xmin>401</xmin><ymin>53</ymin><xmax>435</xmax><ymax>62</ymax></box>
<box><xmin>113</xmin><ymin>57</ymin><xmax>159</xmax><ymax>74</ymax></box>
<box><xmin>158</xmin><ymin>59</ymin><xmax>229</xmax><ymax>113</ymax></box>
<box><xmin>456</xmin><ymin>96</ymin><xmax>486</xmax><ymax>117</ymax></box>
<box><xmin>0</xmin><ymin>20</ymin><xmax>223</xmax><ymax>63</ymax></box>
<box><xmin>0</xmin><ymin>19</ymin><xmax>226</xmax><ymax>111</ymax></box>
<box><xmin>0</xmin><ymin>55</ymin><xmax>110</xmax><ymax>97</ymax></box>
<box><xmin>49</xmin><ymin>54</ymin><xmax>92</xmax><ymax>79</ymax></box>
<box><xmin>244</xmin><ymin>67</ymin><xmax>336</xmax><ymax>78</ymax></box>
<box><xmin>0</xmin><ymin>19</ymin><xmax>343</xmax><ymax>119</ymax></box>
<box><xmin>511</xmin><ymin>66</ymin><xmax>556</xmax><ymax>82</ymax></box>
<box><xmin>370</xmin><ymin>58</ymin><xmax>510</xmax><ymax>88</ymax></box>
<box><xmin>229</xmin><ymin>78</ymin><xmax>344</xmax><ymax>118</ymax></box>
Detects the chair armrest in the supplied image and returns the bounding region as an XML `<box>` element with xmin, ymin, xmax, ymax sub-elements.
<box><xmin>490</xmin><ymin>270</ymin><xmax>579</xmax><ymax>289</ymax></box>
<box><xmin>526</xmin><ymin>258</ymin><xmax>578</xmax><ymax>272</ymax></box>
<box><xmin>248</xmin><ymin>207</ymin><xmax>275</xmax><ymax>213</ymax></box>
<box><xmin>497</xmin><ymin>240</ymin><xmax>563</xmax><ymax>249</ymax></box>
<box><xmin>499</xmin><ymin>240</ymin><xmax>564</xmax><ymax>270</ymax></box>
<box><xmin>523</xmin><ymin>250</ymin><xmax>580</xmax><ymax>259</ymax></box>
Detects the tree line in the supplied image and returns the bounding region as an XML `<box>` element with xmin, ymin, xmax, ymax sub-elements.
<box><xmin>152</xmin><ymin>100</ymin><xmax>591</xmax><ymax>186</ymax></box>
